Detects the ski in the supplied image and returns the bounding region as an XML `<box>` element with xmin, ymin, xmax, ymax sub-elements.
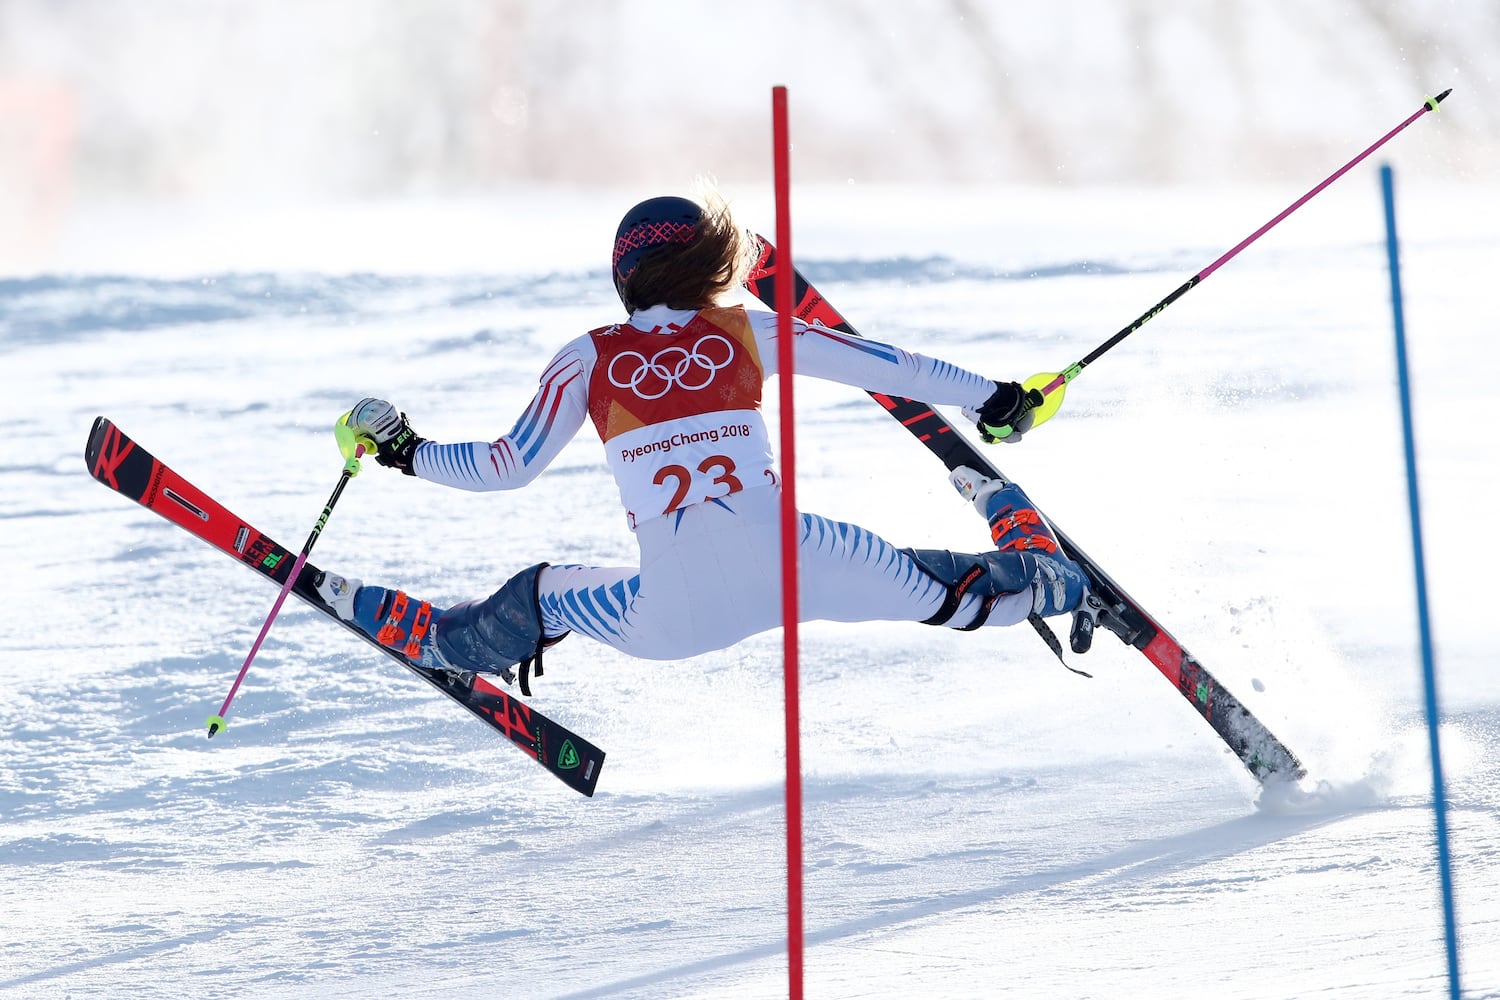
<box><xmin>83</xmin><ymin>417</ymin><xmax>605</xmax><ymax>797</ymax></box>
<box><xmin>745</xmin><ymin>239</ymin><xmax>1304</xmax><ymax>783</ymax></box>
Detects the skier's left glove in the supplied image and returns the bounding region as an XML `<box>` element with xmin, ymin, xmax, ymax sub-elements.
<box><xmin>972</xmin><ymin>381</ymin><xmax>1045</xmax><ymax>444</ymax></box>
<box><xmin>342</xmin><ymin>397</ymin><xmax>426</xmax><ymax>474</ymax></box>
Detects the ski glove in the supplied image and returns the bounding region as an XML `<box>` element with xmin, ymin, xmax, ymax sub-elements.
<box><xmin>345</xmin><ymin>397</ymin><xmax>426</xmax><ymax>475</ymax></box>
<box><xmin>973</xmin><ymin>381</ymin><xmax>1045</xmax><ymax>444</ymax></box>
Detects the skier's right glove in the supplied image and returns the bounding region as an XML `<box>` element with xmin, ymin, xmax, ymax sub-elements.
<box><xmin>342</xmin><ymin>397</ymin><xmax>426</xmax><ymax>475</ymax></box>
<box><xmin>972</xmin><ymin>381</ymin><xmax>1045</xmax><ymax>444</ymax></box>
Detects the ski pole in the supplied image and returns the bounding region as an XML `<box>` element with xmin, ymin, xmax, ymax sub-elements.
<box><xmin>1018</xmin><ymin>88</ymin><xmax>1452</xmax><ymax>432</ymax></box>
<box><xmin>206</xmin><ymin>424</ymin><xmax>365</xmax><ymax>737</ymax></box>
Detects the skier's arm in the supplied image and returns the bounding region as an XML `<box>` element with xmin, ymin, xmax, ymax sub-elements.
<box><xmin>346</xmin><ymin>344</ymin><xmax>591</xmax><ymax>492</ymax></box>
<box><xmin>752</xmin><ymin>310</ymin><xmax>1042</xmax><ymax>443</ymax></box>
<box><xmin>754</xmin><ymin>311</ymin><xmax>994</xmax><ymax>408</ymax></box>
<box><xmin>411</xmin><ymin>344</ymin><xmax>590</xmax><ymax>492</ymax></box>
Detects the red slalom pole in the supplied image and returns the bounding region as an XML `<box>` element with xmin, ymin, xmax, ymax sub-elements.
<box><xmin>772</xmin><ymin>84</ymin><xmax>804</xmax><ymax>1000</ymax></box>
<box><xmin>206</xmin><ymin>442</ymin><xmax>363</xmax><ymax>737</ymax></box>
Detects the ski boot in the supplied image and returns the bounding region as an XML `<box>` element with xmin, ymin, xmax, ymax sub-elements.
<box><xmin>904</xmin><ymin>470</ymin><xmax>1088</xmax><ymax>630</ymax></box>
<box><xmin>950</xmin><ymin>465</ymin><xmax>1089</xmax><ymax>625</ymax></box>
<box><xmin>316</xmin><ymin>565</ymin><xmax>567</xmax><ymax>695</ymax></box>
<box><xmin>951</xmin><ymin>466</ymin><xmax>1134</xmax><ymax>653</ymax></box>
<box><xmin>316</xmin><ymin>571</ymin><xmax>453</xmax><ymax>669</ymax></box>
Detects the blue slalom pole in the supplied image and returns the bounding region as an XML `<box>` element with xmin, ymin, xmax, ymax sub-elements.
<box><xmin>1381</xmin><ymin>162</ymin><xmax>1461</xmax><ymax>999</ymax></box>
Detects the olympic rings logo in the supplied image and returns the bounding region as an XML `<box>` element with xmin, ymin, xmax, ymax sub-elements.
<box><xmin>606</xmin><ymin>335</ymin><xmax>735</xmax><ymax>400</ymax></box>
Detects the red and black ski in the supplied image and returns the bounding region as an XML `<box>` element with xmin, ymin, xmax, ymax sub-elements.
<box><xmin>84</xmin><ymin>417</ymin><xmax>605</xmax><ymax>797</ymax></box>
<box><xmin>745</xmin><ymin>239</ymin><xmax>1303</xmax><ymax>783</ymax></box>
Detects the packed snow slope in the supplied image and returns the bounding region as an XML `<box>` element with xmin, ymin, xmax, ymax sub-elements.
<box><xmin>3</xmin><ymin>178</ymin><xmax>1498</xmax><ymax>998</ymax></box>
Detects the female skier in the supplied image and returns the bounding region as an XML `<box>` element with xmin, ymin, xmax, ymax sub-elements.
<box><xmin>319</xmin><ymin>194</ymin><xmax>1087</xmax><ymax>692</ymax></box>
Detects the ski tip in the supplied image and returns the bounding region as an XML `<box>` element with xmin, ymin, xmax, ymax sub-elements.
<box><xmin>206</xmin><ymin>714</ymin><xmax>226</xmax><ymax>739</ymax></box>
<box><xmin>746</xmin><ymin>233</ymin><xmax>775</xmax><ymax>282</ymax></box>
<box><xmin>83</xmin><ymin>415</ymin><xmax>110</xmax><ymax>466</ymax></box>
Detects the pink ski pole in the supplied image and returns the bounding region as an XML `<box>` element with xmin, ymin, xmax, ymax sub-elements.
<box><xmin>1014</xmin><ymin>88</ymin><xmax>1452</xmax><ymax>434</ymax></box>
<box><xmin>207</xmin><ymin>433</ymin><xmax>364</xmax><ymax>737</ymax></box>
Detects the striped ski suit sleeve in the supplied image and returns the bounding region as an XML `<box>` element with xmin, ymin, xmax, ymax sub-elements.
<box><xmin>747</xmin><ymin>309</ymin><xmax>995</xmax><ymax>407</ymax></box>
<box><xmin>411</xmin><ymin>340</ymin><xmax>592</xmax><ymax>492</ymax></box>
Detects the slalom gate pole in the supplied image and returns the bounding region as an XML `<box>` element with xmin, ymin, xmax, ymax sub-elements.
<box><xmin>1381</xmin><ymin>163</ymin><xmax>1462</xmax><ymax>999</ymax></box>
<box><xmin>1023</xmin><ymin>89</ymin><xmax>1452</xmax><ymax>428</ymax></box>
<box><xmin>206</xmin><ymin>439</ymin><xmax>364</xmax><ymax>737</ymax></box>
<box><xmin>772</xmin><ymin>84</ymin><xmax>805</xmax><ymax>1000</ymax></box>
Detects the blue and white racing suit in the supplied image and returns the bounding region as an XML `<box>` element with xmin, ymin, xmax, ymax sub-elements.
<box><xmin>408</xmin><ymin>304</ymin><xmax>1033</xmax><ymax>660</ymax></box>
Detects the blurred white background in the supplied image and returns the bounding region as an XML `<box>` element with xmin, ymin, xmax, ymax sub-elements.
<box><xmin>1</xmin><ymin>0</ymin><xmax>1495</xmax><ymax>273</ymax></box>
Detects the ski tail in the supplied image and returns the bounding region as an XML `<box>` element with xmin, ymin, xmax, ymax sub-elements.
<box><xmin>745</xmin><ymin>241</ymin><xmax>1303</xmax><ymax>783</ymax></box>
<box><xmin>84</xmin><ymin>416</ymin><xmax>605</xmax><ymax>796</ymax></box>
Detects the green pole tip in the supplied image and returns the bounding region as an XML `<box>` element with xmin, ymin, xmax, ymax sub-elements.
<box><xmin>206</xmin><ymin>714</ymin><xmax>226</xmax><ymax>738</ymax></box>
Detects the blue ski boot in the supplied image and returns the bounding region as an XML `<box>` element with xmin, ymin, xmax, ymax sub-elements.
<box><xmin>316</xmin><ymin>565</ymin><xmax>567</xmax><ymax>694</ymax></box>
<box><xmin>950</xmin><ymin>466</ymin><xmax>1088</xmax><ymax>618</ymax></box>
<box><xmin>316</xmin><ymin>571</ymin><xmax>449</xmax><ymax>667</ymax></box>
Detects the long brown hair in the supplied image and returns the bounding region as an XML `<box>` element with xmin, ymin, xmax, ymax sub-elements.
<box><xmin>619</xmin><ymin>193</ymin><xmax>753</xmax><ymax>313</ymax></box>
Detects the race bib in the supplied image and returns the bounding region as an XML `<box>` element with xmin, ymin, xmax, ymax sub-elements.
<box><xmin>589</xmin><ymin>308</ymin><xmax>776</xmax><ymax>526</ymax></box>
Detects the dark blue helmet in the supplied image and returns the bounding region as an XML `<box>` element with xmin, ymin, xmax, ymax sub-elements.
<box><xmin>612</xmin><ymin>196</ymin><xmax>704</xmax><ymax>308</ymax></box>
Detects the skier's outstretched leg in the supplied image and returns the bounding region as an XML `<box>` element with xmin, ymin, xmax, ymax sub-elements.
<box><xmin>796</xmin><ymin>517</ymin><xmax>1085</xmax><ymax>631</ymax></box>
<box><xmin>316</xmin><ymin>478</ymin><xmax>1089</xmax><ymax>683</ymax></box>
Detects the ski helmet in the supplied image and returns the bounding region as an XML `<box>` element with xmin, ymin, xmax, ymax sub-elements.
<box><xmin>612</xmin><ymin>196</ymin><xmax>704</xmax><ymax>307</ymax></box>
